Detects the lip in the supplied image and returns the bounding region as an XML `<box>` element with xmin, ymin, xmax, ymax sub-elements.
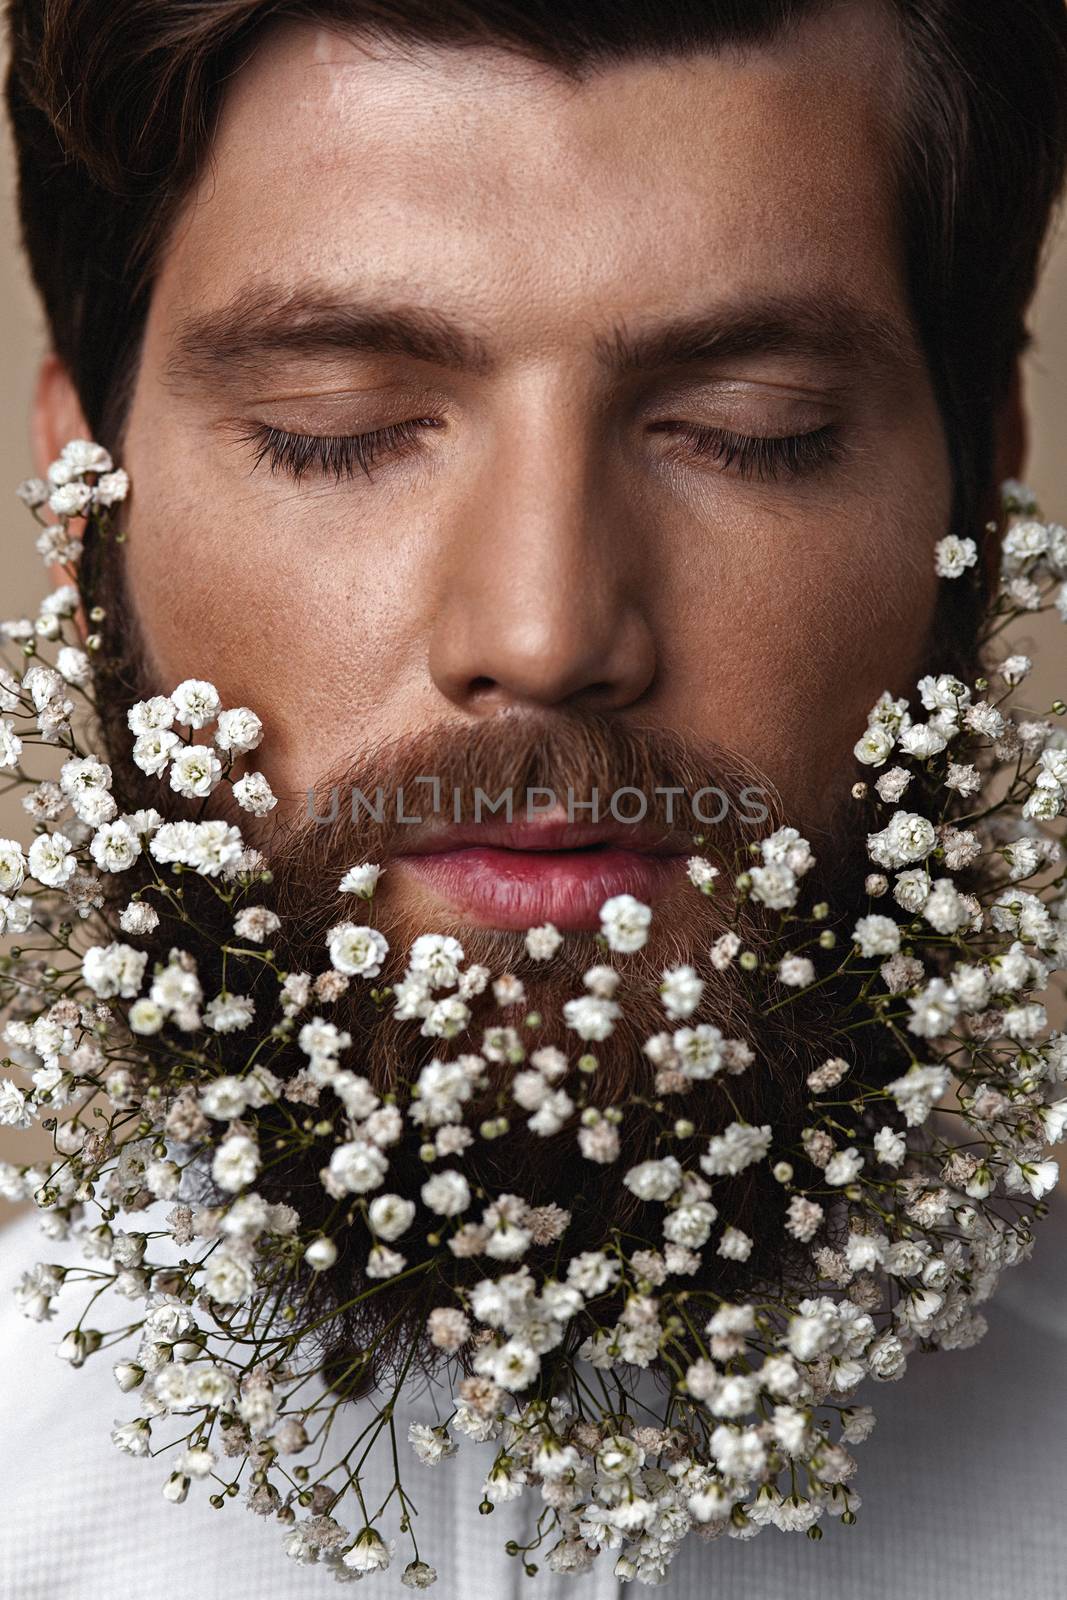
<box><xmin>390</xmin><ymin>818</ymin><xmax>689</xmax><ymax>931</ymax></box>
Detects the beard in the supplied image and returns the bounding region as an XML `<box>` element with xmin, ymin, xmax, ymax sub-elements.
<box><xmin>91</xmin><ymin>642</ymin><xmax>896</xmax><ymax>1389</ymax></box>
<box><xmin>74</xmin><ymin>527</ymin><xmax>961</xmax><ymax>1389</ymax></box>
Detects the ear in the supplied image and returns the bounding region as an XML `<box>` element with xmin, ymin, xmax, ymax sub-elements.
<box><xmin>31</xmin><ymin>355</ymin><xmax>96</xmax><ymax>611</ymax></box>
<box><xmin>32</xmin><ymin>353</ymin><xmax>92</xmax><ymax>478</ymax></box>
<box><xmin>981</xmin><ymin>361</ymin><xmax>1028</xmax><ymax>594</ymax></box>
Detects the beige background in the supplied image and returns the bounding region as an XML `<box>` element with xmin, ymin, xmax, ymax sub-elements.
<box><xmin>0</xmin><ymin>105</ymin><xmax>1065</xmax><ymax>1209</ymax></box>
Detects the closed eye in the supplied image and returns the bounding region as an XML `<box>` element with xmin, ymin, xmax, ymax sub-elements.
<box><xmin>652</xmin><ymin>422</ymin><xmax>840</xmax><ymax>481</ymax></box>
<box><xmin>240</xmin><ymin>416</ymin><xmax>839</xmax><ymax>485</ymax></box>
<box><xmin>241</xmin><ymin>419</ymin><xmax>443</xmax><ymax>482</ymax></box>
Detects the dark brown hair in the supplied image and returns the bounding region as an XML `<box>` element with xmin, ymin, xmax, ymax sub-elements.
<box><xmin>5</xmin><ymin>0</ymin><xmax>1067</xmax><ymax>529</ymax></box>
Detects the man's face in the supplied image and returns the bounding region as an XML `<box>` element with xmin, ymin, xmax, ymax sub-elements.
<box><xmin>116</xmin><ymin>4</ymin><xmax>951</xmax><ymax>934</ymax></box>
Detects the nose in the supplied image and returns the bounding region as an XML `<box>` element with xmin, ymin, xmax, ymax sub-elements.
<box><xmin>427</xmin><ymin>400</ymin><xmax>656</xmax><ymax>717</ymax></box>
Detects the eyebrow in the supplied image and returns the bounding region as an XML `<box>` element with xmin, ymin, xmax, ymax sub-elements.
<box><xmin>166</xmin><ymin>283</ymin><xmax>912</xmax><ymax>391</ymax></box>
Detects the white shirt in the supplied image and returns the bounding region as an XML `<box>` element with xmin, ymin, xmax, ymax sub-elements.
<box><xmin>0</xmin><ymin>1202</ymin><xmax>1064</xmax><ymax>1600</ymax></box>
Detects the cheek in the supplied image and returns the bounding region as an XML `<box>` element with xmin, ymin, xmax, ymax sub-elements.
<box><xmin>656</xmin><ymin>477</ymin><xmax>946</xmax><ymax>821</ymax></box>
<box><xmin>120</xmin><ymin>429</ymin><xmax>437</xmax><ymax>793</ymax></box>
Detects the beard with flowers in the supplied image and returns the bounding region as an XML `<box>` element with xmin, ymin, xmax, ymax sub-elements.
<box><xmin>1</xmin><ymin>443</ymin><xmax>1065</xmax><ymax>1586</ymax></box>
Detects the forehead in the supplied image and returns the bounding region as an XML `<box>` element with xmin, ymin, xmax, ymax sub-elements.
<box><xmin>153</xmin><ymin>7</ymin><xmax>909</xmax><ymax>347</ymax></box>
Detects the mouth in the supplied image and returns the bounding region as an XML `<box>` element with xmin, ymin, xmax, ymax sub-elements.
<box><xmin>389</xmin><ymin>817</ymin><xmax>691</xmax><ymax>931</ymax></box>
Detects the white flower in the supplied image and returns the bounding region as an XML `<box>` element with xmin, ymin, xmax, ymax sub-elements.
<box><xmin>327</xmin><ymin>1140</ymin><xmax>387</xmax><ymax>1195</ymax></box>
<box><xmin>874</xmin><ymin>1126</ymin><xmax>907</xmax><ymax>1166</ymax></box>
<box><xmin>204</xmin><ymin>993</ymin><xmax>255</xmax><ymax>1033</ymax></box>
<box><xmin>0</xmin><ymin>839</ymin><xmax>26</xmax><ymax>894</ymax></box>
<box><xmin>89</xmin><ymin>819</ymin><xmax>142</xmax><ymax>874</ymax></box>
<box><xmin>867</xmin><ymin>812</ymin><xmax>937</xmax><ymax>870</ymax></box>
<box><xmin>15</xmin><ymin>477</ymin><xmax>48</xmax><ymax>508</ymax></box>
<box><xmin>203</xmin><ymin>1253</ymin><xmax>255</xmax><ymax>1305</ymax></box>
<box><xmin>128</xmin><ymin>999</ymin><xmax>165</xmax><ymax>1035</ymax></box>
<box><xmin>214</xmin><ymin>707</ymin><xmax>263</xmax><ymax>753</ymax></box>
<box><xmin>28</xmin><ymin>831</ymin><xmax>76</xmax><ymax>888</ymax></box>
<box><xmin>935</xmin><ymin>534</ymin><xmax>978</xmax><ymax>578</ymax></box>
<box><xmin>785</xmin><ymin>1196</ymin><xmax>823</xmax><ymax>1243</ymax></box>
<box><xmin>338</xmin><ymin>861</ymin><xmax>381</xmax><ymax>897</ymax></box>
<box><xmin>409</xmin><ymin>933</ymin><xmax>465</xmax><ymax>988</ymax></box>
<box><xmin>1008</xmin><ymin>1156</ymin><xmax>1061</xmax><ymax>1200</ymax></box>
<box><xmin>169</xmin><ymin>743</ymin><xmax>223</xmax><ymax>799</ymax></box>
<box><xmin>686</xmin><ymin>857</ymin><xmax>719</xmax><ymax>892</ymax></box>
<box><xmin>717</xmin><ymin>1226</ymin><xmax>753</xmax><ymax>1261</ymax></box>
<box><xmin>211</xmin><ymin>1134</ymin><xmax>260</xmax><ymax>1193</ymax></box>
<box><xmin>60</xmin><ymin>755</ymin><xmax>116</xmax><ymax>826</ymax></box>
<box><xmin>408</xmin><ymin>1422</ymin><xmax>457</xmax><ymax>1466</ymax></box>
<box><xmin>923</xmin><ymin>878</ymin><xmax>970</xmax><ymax>935</ymax></box>
<box><xmin>824</xmin><ymin>1147</ymin><xmax>864</xmax><ymax>1186</ymax></box>
<box><xmin>599</xmin><ymin>893</ymin><xmax>652</xmax><ymax>953</ymax></box>
<box><xmin>200</xmin><ymin>1078</ymin><xmax>250</xmax><ymax>1119</ymax></box>
<box><xmin>709</xmin><ymin>930</ymin><xmax>741</xmax><ymax>970</ymax></box>
<box><xmin>700</xmin><ymin>1123</ymin><xmax>773</xmax><ymax>1177</ymax></box>
<box><xmin>488</xmin><ymin>1337</ymin><xmax>540</xmax><ymax>1391</ymax></box>
<box><xmin>853</xmin><ymin>914</ymin><xmax>900</xmax><ymax>958</ymax></box>
<box><xmin>524</xmin><ymin>921</ymin><xmax>562</xmax><ymax>959</ymax></box>
<box><xmin>893</xmin><ymin>869</ymin><xmax>930</xmax><ymax>914</ymax></box>
<box><xmin>171</xmin><ymin>679</ymin><xmax>221</xmax><ymax>728</ymax></box>
<box><xmin>710</xmin><ymin>1423</ymin><xmax>766</xmax><ymax>1480</ymax></box>
<box><xmin>304</xmin><ymin>1238</ymin><xmax>338</xmax><ymax>1271</ymax></box>
<box><xmin>886</xmin><ymin>1063</ymin><xmax>950</xmax><ymax>1125</ymax></box>
<box><xmin>778</xmin><ymin>955</ymin><xmax>815</xmax><ymax>988</ymax></box>
<box><xmin>57</xmin><ymin>439</ymin><xmax>112</xmax><ymax>475</ymax></box>
<box><xmin>94</xmin><ymin>468</ymin><xmax>130</xmax><ymax>506</ymax></box>
<box><xmin>127</xmin><ymin>696</ymin><xmax>176</xmax><ymax>735</ymax></box>
<box><xmin>232</xmin><ymin>771</ymin><xmax>276</xmax><ymax>814</ymax></box>
<box><xmin>659</xmin><ymin>964</ymin><xmax>703</xmax><ymax>1019</ymax></box>
<box><xmin>623</xmin><ymin>1157</ymin><xmax>682</xmax><ymax>1202</ymax></box>
<box><xmin>55</xmin><ymin>646</ymin><xmax>91</xmax><ymax>685</ymax></box>
<box><xmin>366</xmin><ymin>1244</ymin><xmax>406</xmax><ymax>1278</ymax></box>
<box><xmin>82</xmin><ymin>942</ymin><xmax>147</xmax><ymax>999</ymax></box>
<box><xmin>899</xmin><ymin>722</ymin><xmax>948</xmax><ymax>759</ymax></box>
<box><xmin>761</xmin><ymin>827</ymin><xmax>815</xmax><ymax>875</ymax></box>
<box><xmin>421</xmin><ymin>1169</ymin><xmax>471</xmax><ymax>1216</ymax></box>
<box><xmin>368</xmin><ymin>1193</ymin><xmax>416</xmax><ymax>1241</ymax></box>
<box><xmin>48</xmin><ymin>481</ymin><xmax>92</xmax><ymax>517</ymax></box>
<box><xmin>0</xmin><ymin>894</ymin><xmax>32</xmax><ymax>935</ymax></box>
<box><xmin>402</xmin><ymin>1561</ymin><xmax>439</xmax><ymax>1589</ymax></box>
<box><xmin>854</xmin><ymin>724</ymin><xmax>895</xmax><ymax>766</ymax></box>
<box><xmin>0</xmin><ymin>720</ymin><xmax>22</xmax><ymax>770</ymax></box>
<box><xmin>945</xmin><ymin>762</ymin><xmax>981</xmax><ymax>797</ymax></box>
<box><xmin>563</xmin><ymin>995</ymin><xmax>619</xmax><ymax>1041</ymax></box>
<box><xmin>907</xmin><ymin>979</ymin><xmax>959</xmax><ymax>1039</ymax></box>
<box><xmin>327</xmin><ymin>922</ymin><xmax>389</xmax><ymax>978</ymax></box>
<box><xmin>233</xmin><ymin>906</ymin><xmax>280</xmax><ymax>943</ymax></box>
<box><xmin>343</xmin><ymin>1529</ymin><xmax>394</xmax><ymax>1575</ymax></box>
<box><xmin>111</xmin><ymin>1420</ymin><xmax>151</xmax><ymax>1457</ymax></box>
<box><xmin>132</xmin><ymin>729</ymin><xmax>179</xmax><ymax>776</ymax></box>
<box><xmin>748</xmin><ymin>862</ymin><xmax>798</xmax><ymax>911</ymax></box>
<box><xmin>145</xmin><ymin>1159</ymin><xmax>180</xmax><ymax>1199</ymax></box>
<box><xmin>0</xmin><ymin>1082</ymin><xmax>31</xmax><ymax>1129</ymax></box>
<box><xmin>918</xmin><ymin>672</ymin><xmax>970</xmax><ymax>724</ymax></box>
<box><xmin>1000</xmin><ymin>654</ymin><xmax>1032</xmax><ymax>686</ymax></box>
<box><xmin>664</xmin><ymin>1200</ymin><xmax>717</xmax><ymax>1249</ymax></box>
<box><xmin>672</xmin><ymin>1022</ymin><xmax>724</xmax><ymax>1079</ymax></box>
<box><xmin>1002</xmin><ymin>518</ymin><xmax>1050</xmax><ymax>568</ymax></box>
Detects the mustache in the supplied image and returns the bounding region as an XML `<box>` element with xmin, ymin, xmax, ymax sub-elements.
<box><xmin>261</xmin><ymin>708</ymin><xmax>783</xmax><ymax>861</ymax></box>
<box><xmin>249</xmin><ymin>710</ymin><xmax>785</xmax><ymax>967</ymax></box>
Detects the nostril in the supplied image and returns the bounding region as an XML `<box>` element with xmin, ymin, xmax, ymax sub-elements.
<box><xmin>469</xmin><ymin>676</ymin><xmax>497</xmax><ymax>694</ymax></box>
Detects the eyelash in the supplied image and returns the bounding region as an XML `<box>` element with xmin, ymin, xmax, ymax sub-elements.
<box><xmin>657</xmin><ymin>422</ymin><xmax>841</xmax><ymax>481</ymax></box>
<box><xmin>242</xmin><ymin>418</ymin><xmax>839</xmax><ymax>485</ymax></box>
<box><xmin>243</xmin><ymin>419</ymin><xmax>439</xmax><ymax>482</ymax></box>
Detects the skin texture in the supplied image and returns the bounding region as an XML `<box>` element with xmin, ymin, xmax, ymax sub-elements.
<box><xmin>34</xmin><ymin>3</ymin><xmax>973</xmax><ymax>933</ymax></box>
